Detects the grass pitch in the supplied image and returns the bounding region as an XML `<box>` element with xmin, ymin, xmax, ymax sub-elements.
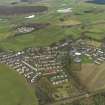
<box><xmin>0</xmin><ymin>64</ymin><xmax>38</xmax><ymax>105</ymax></box>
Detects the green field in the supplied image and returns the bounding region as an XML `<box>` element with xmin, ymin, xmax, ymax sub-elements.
<box><xmin>0</xmin><ymin>64</ymin><xmax>38</xmax><ymax>105</ymax></box>
<box><xmin>0</xmin><ymin>0</ymin><xmax>105</xmax><ymax>51</ymax></box>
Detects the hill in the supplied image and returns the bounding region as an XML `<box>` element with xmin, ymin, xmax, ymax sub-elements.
<box><xmin>0</xmin><ymin>64</ymin><xmax>38</xmax><ymax>105</ymax></box>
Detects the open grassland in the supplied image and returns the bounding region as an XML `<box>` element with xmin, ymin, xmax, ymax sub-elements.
<box><xmin>0</xmin><ymin>64</ymin><xmax>38</xmax><ymax>105</ymax></box>
<box><xmin>73</xmin><ymin>62</ymin><xmax>105</xmax><ymax>92</ymax></box>
<box><xmin>58</xmin><ymin>19</ymin><xmax>81</xmax><ymax>26</ymax></box>
<box><xmin>0</xmin><ymin>0</ymin><xmax>105</xmax><ymax>51</ymax></box>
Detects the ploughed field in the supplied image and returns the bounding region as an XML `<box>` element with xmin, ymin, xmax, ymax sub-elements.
<box><xmin>0</xmin><ymin>6</ymin><xmax>48</xmax><ymax>15</ymax></box>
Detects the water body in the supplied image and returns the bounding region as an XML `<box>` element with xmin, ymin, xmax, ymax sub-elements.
<box><xmin>87</xmin><ymin>0</ymin><xmax>105</xmax><ymax>4</ymax></box>
<box><xmin>0</xmin><ymin>6</ymin><xmax>48</xmax><ymax>15</ymax></box>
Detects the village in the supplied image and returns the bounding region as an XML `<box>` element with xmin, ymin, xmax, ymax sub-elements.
<box><xmin>0</xmin><ymin>37</ymin><xmax>105</xmax><ymax>104</ymax></box>
<box><xmin>69</xmin><ymin>39</ymin><xmax>105</xmax><ymax>65</ymax></box>
<box><xmin>0</xmin><ymin>46</ymin><xmax>69</xmax><ymax>85</ymax></box>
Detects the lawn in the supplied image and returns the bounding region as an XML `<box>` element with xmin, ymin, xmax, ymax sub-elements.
<box><xmin>81</xmin><ymin>55</ymin><xmax>93</xmax><ymax>64</ymax></box>
<box><xmin>0</xmin><ymin>64</ymin><xmax>38</xmax><ymax>105</ymax></box>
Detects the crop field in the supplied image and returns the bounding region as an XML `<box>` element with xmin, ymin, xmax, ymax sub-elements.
<box><xmin>0</xmin><ymin>64</ymin><xmax>38</xmax><ymax>105</ymax></box>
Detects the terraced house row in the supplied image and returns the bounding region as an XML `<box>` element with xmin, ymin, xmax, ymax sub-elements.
<box><xmin>0</xmin><ymin>46</ymin><xmax>69</xmax><ymax>85</ymax></box>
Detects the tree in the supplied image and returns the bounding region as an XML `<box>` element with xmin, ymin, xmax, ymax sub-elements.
<box><xmin>38</xmin><ymin>77</ymin><xmax>56</xmax><ymax>98</ymax></box>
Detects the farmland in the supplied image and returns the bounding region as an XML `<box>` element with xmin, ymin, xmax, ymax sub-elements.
<box><xmin>0</xmin><ymin>0</ymin><xmax>105</xmax><ymax>51</ymax></box>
